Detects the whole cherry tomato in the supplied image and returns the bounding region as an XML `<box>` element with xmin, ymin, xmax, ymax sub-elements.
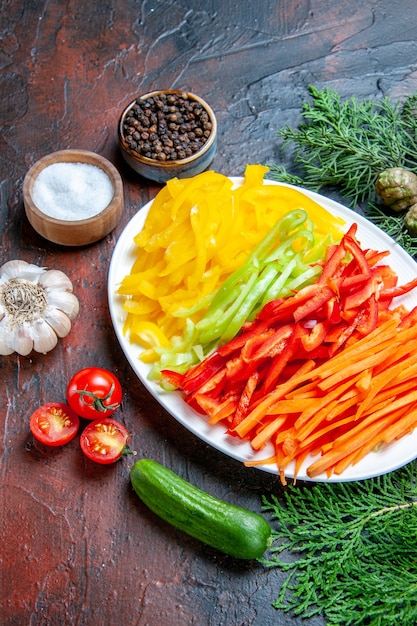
<box><xmin>30</xmin><ymin>402</ymin><xmax>80</xmax><ymax>446</ymax></box>
<box><xmin>80</xmin><ymin>417</ymin><xmax>134</xmax><ymax>464</ymax></box>
<box><xmin>67</xmin><ymin>367</ymin><xmax>122</xmax><ymax>420</ymax></box>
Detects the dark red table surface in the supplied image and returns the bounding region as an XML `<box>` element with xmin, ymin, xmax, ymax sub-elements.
<box><xmin>1</xmin><ymin>2</ymin><xmax>416</xmax><ymax>624</ymax></box>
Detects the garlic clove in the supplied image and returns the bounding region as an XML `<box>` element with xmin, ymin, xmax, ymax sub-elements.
<box><xmin>44</xmin><ymin>307</ymin><xmax>72</xmax><ymax>338</ymax></box>
<box><xmin>0</xmin><ymin>260</ymin><xmax>30</xmax><ymax>283</ymax></box>
<box><xmin>39</xmin><ymin>269</ymin><xmax>74</xmax><ymax>292</ymax></box>
<box><xmin>1</xmin><ymin>259</ymin><xmax>29</xmax><ymax>274</ymax></box>
<box><xmin>13</xmin><ymin>325</ymin><xmax>35</xmax><ymax>356</ymax></box>
<box><xmin>0</xmin><ymin>324</ymin><xmax>15</xmax><ymax>355</ymax></box>
<box><xmin>46</xmin><ymin>290</ymin><xmax>80</xmax><ymax>319</ymax></box>
<box><xmin>0</xmin><ymin>343</ymin><xmax>15</xmax><ymax>356</ymax></box>
<box><xmin>30</xmin><ymin>318</ymin><xmax>58</xmax><ymax>353</ymax></box>
<box><xmin>0</xmin><ymin>260</ymin><xmax>47</xmax><ymax>284</ymax></box>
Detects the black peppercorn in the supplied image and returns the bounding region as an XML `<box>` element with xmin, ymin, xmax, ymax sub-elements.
<box><xmin>122</xmin><ymin>92</ymin><xmax>213</xmax><ymax>161</ymax></box>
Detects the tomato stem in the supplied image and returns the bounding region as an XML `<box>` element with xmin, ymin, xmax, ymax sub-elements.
<box><xmin>75</xmin><ymin>381</ymin><xmax>121</xmax><ymax>412</ymax></box>
<box><xmin>122</xmin><ymin>445</ymin><xmax>137</xmax><ymax>457</ymax></box>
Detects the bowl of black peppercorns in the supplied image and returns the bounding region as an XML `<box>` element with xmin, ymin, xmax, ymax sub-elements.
<box><xmin>118</xmin><ymin>90</ymin><xmax>217</xmax><ymax>183</ymax></box>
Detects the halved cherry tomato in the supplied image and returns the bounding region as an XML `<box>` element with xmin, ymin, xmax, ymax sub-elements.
<box><xmin>80</xmin><ymin>417</ymin><xmax>134</xmax><ymax>464</ymax></box>
<box><xmin>30</xmin><ymin>402</ymin><xmax>80</xmax><ymax>447</ymax></box>
<box><xmin>67</xmin><ymin>367</ymin><xmax>122</xmax><ymax>420</ymax></box>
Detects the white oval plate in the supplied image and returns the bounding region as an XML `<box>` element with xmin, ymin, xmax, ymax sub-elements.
<box><xmin>108</xmin><ymin>179</ymin><xmax>417</xmax><ymax>482</ymax></box>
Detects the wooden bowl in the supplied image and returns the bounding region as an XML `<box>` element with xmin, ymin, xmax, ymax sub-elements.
<box><xmin>118</xmin><ymin>90</ymin><xmax>217</xmax><ymax>183</ymax></box>
<box><xmin>23</xmin><ymin>149</ymin><xmax>124</xmax><ymax>246</ymax></box>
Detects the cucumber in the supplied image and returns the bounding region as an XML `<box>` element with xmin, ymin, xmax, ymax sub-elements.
<box><xmin>130</xmin><ymin>459</ymin><xmax>272</xmax><ymax>560</ymax></box>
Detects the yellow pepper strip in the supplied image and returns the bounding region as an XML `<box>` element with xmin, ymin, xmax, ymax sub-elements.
<box><xmin>129</xmin><ymin>320</ymin><xmax>170</xmax><ymax>348</ymax></box>
<box><xmin>127</xmin><ymin>321</ymin><xmax>171</xmax><ymax>363</ymax></box>
<box><xmin>118</xmin><ymin>164</ymin><xmax>346</xmax><ymax>350</ymax></box>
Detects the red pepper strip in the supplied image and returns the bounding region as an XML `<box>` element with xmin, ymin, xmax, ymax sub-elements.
<box><xmin>256</xmin><ymin>298</ymin><xmax>286</xmax><ymax>321</ymax></box>
<box><xmin>323</xmin><ymin>243</ymin><xmax>338</xmax><ymax>261</ymax></box>
<box><xmin>241</xmin><ymin>325</ymin><xmax>294</xmax><ymax>361</ymax></box>
<box><xmin>326</xmin><ymin>321</ymin><xmax>359</xmax><ymax>356</ymax></box>
<box><xmin>216</xmin><ymin>317</ymin><xmax>271</xmax><ymax>357</ymax></box>
<box><xmin>371</xmin><ymin>265</ymin><xmax>398</xmax><ymax>290</ymax></box>
<box><xmin>189</xmin><ymin>368</ymin><xmax>226</xmax><ymax>397</ymax></box>
<box><xmin>339</xmin><ymin>273</ymin><xmax>373</xmax><ymax>291</ymax></box>
<box><xmin>257</xmin><ymin>286</ymin><xmax>321</xmax><ymax>324</ymax></box>
<box><xmin>224</xmin><ymin>355</ymin><xmax>262</xmax><ymax>382</ymax></box>
<box><xmin>343</xmin><ymin>236</ymin><xmax>372</xmax><ymax>276</ymax></box>
<box><xmin>325</xmin><ymin>297</ymin><xmax>341</xmax><ymax>323</ymax></box>
<box><xmin>181</xmin><ymin>351</ymin><xmax>226</xmax><ymax>394</ymax></box>
<box><xmin>192</xmin><ymin>393</ymin><xmax>239</xmax><ymax>422</ymax></box>
<box><xmin>342</xmin><ymin>277</ymin><xmax>378</xmax><ymax>310</ymax></box>
<box><xmin>297</xmin><ymin>344</ymin><xmax>332</xmax><ymax>361</ymax></box>
<box><xmin>161</xmin><ymin>369</ymin><xmax>184</xmax><ymax>389</ymax></box>
<box><xmin>239</xmin><ymin>328</ymin><xmax>278</xmax><ymax>361</ymax></box>
<box><xmin>379</xmin><ymin>276</ymin><xmax>417</xmax><ymax>299</ymax></box>
<box><xmin>257</xmin><ymin>332</ymin><xmax>298</xmax><ymax>396</ymax></box>
<box><xmin>356</xmin><ymin>293</ymin><xmax>378</xmax><ymax>335</ymax></box>
<box><xmin>317</xmin><ymin>224</ymin><xmax>357</xmax><ymax>285</ymax></box>
<box><xmin>340</xmin><ymin>309</ymin><xmax>359</xmax><ymax>323</ymax></box>
<box><xmin>300</xmin><ymin>320</ymin><xmax>329</xmax><ymax>352</ymax></box>
<box><xmin>229</xmin><ymin>372</ymin><xmax>260</xmax><ymax>429</ymax></box>
<box><xmin>324</xmin><ymin>321</ymin><xmax>350</xmax><ymax>343</ymax></box>
<box><xmin>293</xmin><ymin>285</ymin><xmax>336</xmax><ymax>322</ymax></box>
<box><xmin>328</xmin><ymin>295</ymin><xmax>378</xmax><ymax>353</ymax></box>
<box><xmin>399</xmin><ymin>305</ymin><xmax>417</xmax><ymax>329</ymax></box>
<box><xmin>365</xmin><ymin>249</ymin><xmax>391</xmax><ymax>267</ymax></box>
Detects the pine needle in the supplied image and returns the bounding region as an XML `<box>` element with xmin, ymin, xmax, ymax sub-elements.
<box><xmin>260</xmin><ymin>461</ymin><xmax>417</xmax><ymax>625</ymax></box>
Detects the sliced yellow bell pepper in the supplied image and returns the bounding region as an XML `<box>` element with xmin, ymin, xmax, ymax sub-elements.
<box><xmin>118</xmin><ymin>164</ymin><xmax>346</xmax><ymax>350</ymax></box>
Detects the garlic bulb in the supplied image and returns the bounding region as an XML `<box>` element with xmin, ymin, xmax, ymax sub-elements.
<box><xmin>0</xmin><ymin>260</ymin><xmax>79</xmax><ymax>356</ymax></box>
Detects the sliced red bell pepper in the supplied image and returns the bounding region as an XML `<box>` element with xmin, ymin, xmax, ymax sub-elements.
<box><xmin>370</xmin><ymin>265</ymin><xmax>398</xmax><ymax>295</ymax></box>
<box><xmin>161</xmin><ymin>369</ymin><xmax>184</xmax><ymax>389</ymax></box>
<box><xmin>399</xmin><ymin>305</ymin><xmax>417</xmax><ymax>329</ymax></box>
<box><xmin>229</xmin><ymin>372</ymin><xmax>260</xmax><ymax>429</ymax></box>
<box><xmin>342</xmin><ymin>277</ymin><xmax>378</xmax><ymax>310</ymax></box>
<box><xmin>356</xmin><ymin>293</ymin><xmax>378</xmax><ymax>335</ymax></box>
<box><xmin>343</xmin><ymin>235</ymin><xmax>372</xmax><ymax>276</ymax></box>
<box><xmin>258</xmin><ymin>332</ymin><xmax>298</xmax><ymax>395</ymax></box>
<box><xmin>217</xmin><ymin>317</ymin><xmax>271</xmax><ymax>357</ymax></box>
<box><xmin>339</xmin><ymin>273</ymin><xmax>373</xmax><ymax>291</ymax></box>
<box><xmin>224</xmin><ymin>355</ymin><xmax>261</xmax><ymax>382</ymax></box>
<box><xmin>365</xmin><ymin>248</ymin><xmax>391</xmax><ymax>267</ymax></box>
<box><xmin>317</xmin><ymin>224</ymin><xmax>357</xmax><ymax>285</ymax></box>
<box><xmin>190</xmin><ymin>368</ymin><xmax>226</xmax><ymax>397</ymax></box>
<box><xmin>297</xmin><ymin>344</ymin><xmax>332</xmax><ymax>361</ymax></box>
<box><xmin>241</xmin><ymin>325</ymin><xmax>293</xmax><ymax>361</ymax></box>
<box><xmin>326</xmin><ymin>321</ymin><xmax>358</xmax><ymax>355</ymax></box>
<box><xmin>257</xmin><ymin>287</ymin><xmax>317</xmax><ymax>323</ymax></box>
<box><xmin>292</xmin><ymin>285</ymin><xmax>336</xmax><ymax>322</ymax></box>
<box><xmin>379</xmin><ymin>276</ymin><xmax>417</xmax><ymax>299</ymax></box>
<box><xmin>300</xmin><ymin>320</ymin><xmax>330</xmax><ymax>352</ymax></box>
<box><xmin>325</xmin><ymin>297</ymin><xmax>341</xmax><ymax>323</ymax></box>
<box><xmin>192</xmin><ymin>393</ymin><xmax>239</xmax><ymax>422</ymax></box>
<box><xmin>180</xmin><ymin>350</ymin><xmax>227</xmax><ymax>394</ymax></box>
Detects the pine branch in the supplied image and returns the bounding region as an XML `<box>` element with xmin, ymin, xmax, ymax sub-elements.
<box><xmin>270</xmin><ymin>85</ymin><xmax>417</xmax><ymax>206</ymax></box>
<box><xmin>268</xmin><ymin>86</ymin><xmax>417</xmax><ymax>257</ymax></box>
<box><xmin>261</xmin><ymin>461</ymin><xmax>417</xmax><ymax>625</ymax></box>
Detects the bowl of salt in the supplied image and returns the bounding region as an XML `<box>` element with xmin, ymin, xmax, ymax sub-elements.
<box><xmin>23</xmin><ymin>149</ymin><xmax>124</xmax><ymax>246</ymax></box>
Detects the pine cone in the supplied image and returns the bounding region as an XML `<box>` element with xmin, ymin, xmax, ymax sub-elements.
<box><xmin>375</xmin><ymin>167</ymin><xmax>417</xmax><ymax>212</ymax></box>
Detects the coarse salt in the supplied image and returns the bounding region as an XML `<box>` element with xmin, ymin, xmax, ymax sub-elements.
<box><xmin>33</xmin><ymin>161</ymin><xmax>114</xmax><ymax>221</ymax></box>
